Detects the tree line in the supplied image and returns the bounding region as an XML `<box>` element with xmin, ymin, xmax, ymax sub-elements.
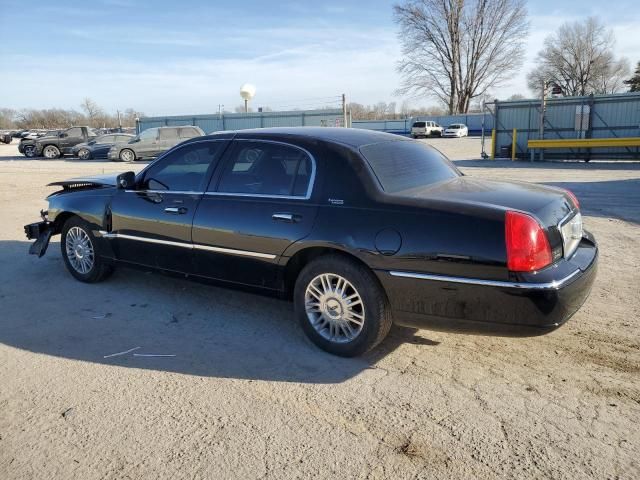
<box><xmin>0</xmin><ymin>98</ymin><xmax>143</xmax><ymax>130</ymax></box>
<box><xmin>394</xmin><ymin>1</ymin><xmax>638</xmax><ymax>114</ymax></box>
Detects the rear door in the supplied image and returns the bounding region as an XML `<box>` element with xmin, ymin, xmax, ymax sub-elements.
<box><xmin>192</xmin><ymin>139</ymin><xmax>319</xmax><ymax>289</ymax></box>
<box><xmin>109</xmin><ymin>139</ymin><xmax>228</xmax><ymax>272</ymax></box>
<box><xmin>158</xmin><ymin>128</ymin><xmax>180</xmax><ymax>156</ymax></box>
<box><xmin>92</xmin><ymin>135</ymin><xmax>116</xmax><ymax>158</ymax></box>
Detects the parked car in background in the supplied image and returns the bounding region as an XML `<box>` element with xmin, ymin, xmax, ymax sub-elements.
<box><xmin>18</xmin><ymin>130</ymin><xmax>62</xmax><ymax>157</ymax></box>
<box><xmin>108</xmin><ymin>126</ymin><xmax>204</xmax><ymax>162</ymax></box>
<box><xmin>411</xmin><ymin>121</ymin><xmax>443</xmax><ymax>138</ymax></box>
<box><xmin>24</xmin><ymin>128</ymin><xmax>597</xmax><ymax>357</ymax></box>
<box><xmin>443</xmin><ymin>124</ymin><xmax>469</xmax><ymax>138</ymax></box>
<box><xmin>24</xmin><ymin>127</ymin><xmax>98</xmax><ymax>158</ymax></box>
<box><xmin>72</xmin><ymin>133</ymin><xmax>135</xmax><ymax>160</ymax></box>
<box><xmin>0</xmin><ymin>132</ymin><xmax>13</xmax><ymax>144</ymax></box>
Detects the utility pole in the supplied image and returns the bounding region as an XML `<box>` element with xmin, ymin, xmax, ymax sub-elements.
<box><xmin>538</xmin><ymin>79</ymin><xmax>547</xmax><ymax>162</ymax></box>
<box><xmin>117</xmin><ymin>110</ymin><xmax>122</xmax><ymax>132</ymax></box>
<box><xmin>342</xmin><ymin>93</ymin><xmax>347</xmax><ymax>128</ymax></box>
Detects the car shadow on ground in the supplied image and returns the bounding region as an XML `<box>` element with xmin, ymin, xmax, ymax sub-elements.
<box><xmin>0</xmin><ymin>155</ymin><xmax>152</xmax><ymax>164</ymax></box>
<box><xmin>543</xmin><ymin>179</ymin><xmax>640</xmax><ymax>225</ymax></box>
<box><xmin>454</xmin><ymin>159</ymin><xmax>640</xmax><ymax>171</ymax></box>
<box><xmin>0</xmin><ymin>240</ymin><xmax>439</xmax><ymax>384</ymax></box>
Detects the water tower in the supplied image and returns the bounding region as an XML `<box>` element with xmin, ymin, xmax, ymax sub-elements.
<box><xmin>240</xmin><ymin>83</ymin><xmax>256</xmax><ymax>113</ymax></box>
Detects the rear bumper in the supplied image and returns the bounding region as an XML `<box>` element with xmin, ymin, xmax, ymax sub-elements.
<box><xmin>376</xmin><ymin>235</ymin><xmax>598</xmax><ymax>336</ymax></box>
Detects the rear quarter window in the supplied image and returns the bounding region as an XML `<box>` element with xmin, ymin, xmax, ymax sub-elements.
<box><xmin>360</xmin><ymin>141</ymin><xmax>460</xmax><ymax>193</ymax></box>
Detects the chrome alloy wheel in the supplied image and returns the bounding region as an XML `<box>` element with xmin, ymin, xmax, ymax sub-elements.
<box><xmin>43</xmin><ymin>145</ymin><xmax>59</xmax><ymax>158</ymax></box>
<box><xmin>78</xmin><ymin>148</ymin><xmax>91</xmax><ymax>160</ymax></box>
<box><xmin>120</xmin><ymin>149</ymin><xmax>135</xmax><ymax>162</ymax></box>
<box><xmin>304</xmin><ymin>273</ymin><xmax>365</xmax><ymax>343</ymax></box>
<box><xmin>65</xmin><ymin>226</ymin><xmax>95</xmax><ymax>274</ymax></box>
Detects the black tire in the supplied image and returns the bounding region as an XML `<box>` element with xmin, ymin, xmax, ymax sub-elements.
<box><xmin>60</xmin><ymin>216</ymin><xmax>114</xmax><ymax>283</ymax></box>
<box><xmin>294</xmin><ymin>255</ymin><xmax>393</xmax><ymax>357</ymax></box>
<box><xmin>119</xmin><ymin>148</ymin><xmax>136</xmax><ymax>162</ymax></box>
<box><xmin>23</xmin><ymin>145</ymin><xmax>36</xmax><ymax>158</ymax></box>
<box><xmin>77</xmin><ymin>148</ymin><xmax>92</xmax><ymax>160</ymax></box>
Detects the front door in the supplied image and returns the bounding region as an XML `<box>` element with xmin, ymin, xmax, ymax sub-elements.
<box><xmin>59</xmin><ymin>127</ymin><xmax>84</xmax><ymax>154</ymax></box>
<box><xmin>109</xmin><ymin>139</ymin><xmax>228</xmax><ymax>272</ymax></box>
<box><xmin>135</xmin><ymin>127</ymin><xmax>160</xmax><ymax>159</ymax></box>
<box><xmin>192</xmin><ymin>139</ymin><xmax>318</xmax><ymax>289</ymax></box>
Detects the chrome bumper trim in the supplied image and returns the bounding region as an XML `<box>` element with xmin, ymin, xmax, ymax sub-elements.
<box><xmin>388</xmin><ymin>268</ymin><xmax>582</xmax><ymax>290</ymax></box>
<box><xmin>98</xmin><ymin>231</ymin><xmax>276</xmax><ymax>260</ymax></box>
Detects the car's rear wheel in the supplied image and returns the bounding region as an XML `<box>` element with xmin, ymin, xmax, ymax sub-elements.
<box><xmin>23</xmin><ymin>145</ymin><xmax>36</xmax><ymax>157</ymax></box>
<box><xmin>119</xmin><ymin>149</ymin><xmax>136</xmax><ymax>162</ymax></box>
<box><xmin>60</xmin><ymin>217</ymin><xmax>113</xmax><ymax>283</ymax></box>
<box><xmin>77</xmin><ymin>148</ymin><xmax>92</xmax><ymax>160</ymax></box>
<box><xmin>43</xmin><ymin>145</ymin><xmax>61</xmax><ymax>159</ymax></box>
<box><xmin>294</xmin><ymin>255</ymin><xmax>392</xmax><ymax>357</ymax></box>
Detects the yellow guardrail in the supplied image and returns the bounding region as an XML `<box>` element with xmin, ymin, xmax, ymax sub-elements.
<box><xmin>528</xmin><ymin>138</ymin><xmax>640</xmax><ymax>149</ymax></box>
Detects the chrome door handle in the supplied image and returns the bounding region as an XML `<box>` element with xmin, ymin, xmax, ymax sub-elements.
<box><xmin>272</xmin><ymin>213</ymin><xmax>298</xmax><ymax>223</ymax></box>
<box><xmin>165</xmin><ymin>207</ymin><xmax>188</xmax><ymax>214</ymax></box>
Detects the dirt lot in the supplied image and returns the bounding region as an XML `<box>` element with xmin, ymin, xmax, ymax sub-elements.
<box><xmin>1</xmin><ymin>137</ymin><xmax>639</xmax><ymax>479</ymax></box>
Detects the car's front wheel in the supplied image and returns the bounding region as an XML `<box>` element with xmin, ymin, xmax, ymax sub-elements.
<box><xmin>119</xmin><ymin>148</ymin><xmax>136</xmax><ymax>162</ymax></box>
<box><xmin>43</xmin><ymin>145</ymin><xmax>61</xmax><ymax>159</ymax></box>
<box><xmin>77</xmin><ymin>148</ymin><xmax>92</xmax><ymax>160</ymax></box>
<box><xmin>60</xmin><ymin>217</ymin><xmax>114</xmax><ymax>283</ymax></box>
<box><xmin>23</xmin><ymin>145</ymin><xmax>36</xmax><ymax>157</ymax></box>
<box><xmin>294</xmin><ymin>255</ymin><xmax>393</xmax><ymax>357</ymax></box>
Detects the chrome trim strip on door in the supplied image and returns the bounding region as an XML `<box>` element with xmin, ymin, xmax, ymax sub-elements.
<box><xmin>98</xmin><ymin>232</ymin><xmax>276</xmax><ymax>259</ymax></box>
<box><xmin>388</xmin><ymin>269</ymin><xmax>581</xmax><ymax>290</ymax></box>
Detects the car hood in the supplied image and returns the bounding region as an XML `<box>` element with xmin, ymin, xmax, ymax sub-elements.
<box><xmin>36</xmin><ymin>135</ymin><xmax>59</xmax><ymax>143</ymax></box>
<box><xmin>397</xmin><ymin>176</ymin><xmax>574</xmax><ymax>227</ymax></box>
<box><xmin>48</xmin><ymin>173</ymin><xmax>118</xmax><ymax>188</ymax></box>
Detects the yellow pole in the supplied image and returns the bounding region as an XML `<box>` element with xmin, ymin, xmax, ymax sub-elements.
<box><xmin>511</xmin><ymin>128</ymin><xmax>517</xmax><ymax>161</ymax></box>
<box><xmin>490</xmin><ymin>129</ymin><xmax>496</xmax><ymax>159</ymax></box>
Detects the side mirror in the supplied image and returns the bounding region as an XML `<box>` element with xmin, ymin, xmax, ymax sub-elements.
<box><xmin>117</xmin><ymin>171</ymin><xmax>136</xmax><ymax>189</ymax></box>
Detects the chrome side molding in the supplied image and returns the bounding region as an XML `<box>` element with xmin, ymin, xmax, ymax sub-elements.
<box><xmin>98</xmin><ymin>231</ymin><xmax>276</xmax><ymax>260</ymax></box>
<box><xmin>388</xmin><ymin>269</ymin><xmax>581</xmax><ymax>290</ymax></box>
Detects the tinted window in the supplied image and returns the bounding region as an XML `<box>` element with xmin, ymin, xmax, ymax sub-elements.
<box><xmin>67</xmin><ymin>127</ymin><xmax>83</xmax><ymax>137</ymax></box>
<box><xmin>159</xmin><ymin>128</ymin><xmax>178</xmax><ymax>140</ymax></box>
<box><xmin>360</xmin><ymin>141</ymin><xmax>460</xmax><ymax>193</ymax></box>
<box><xmin>139</xmin><ymin>128</ymin><xmax>158</xmax><ymax>141</ymax></box>
<box><xmin>215</xmin><ymin>141</ymin><xmax>313</xmax><ymax>197</ymax></box>
<box><xmin>412</xmin><ymin>122</ymin><xmax>425</xmax><ymax>128</ymax></box>
<box><xmin>141</xmin><ymin>141</ymin><xmax>223</xmax><ymax>192</ymax></box>
<box><xmin>179</xmin><ymin>127</ymin><xmax>199</xmax><ymax>138</ymax></box>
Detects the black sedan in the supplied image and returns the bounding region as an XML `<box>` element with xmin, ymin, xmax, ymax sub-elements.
<box><xmin>72</xmin><ymin>133</ymin><xmax>135</xmax><ymax>160</ymax></box>
<box><xmin>24</xmin><ymin>128</ymin><xmax>597</xmax><ymax>356</ymax></box>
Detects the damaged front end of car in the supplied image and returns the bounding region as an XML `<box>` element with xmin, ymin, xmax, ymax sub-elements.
<box><xmin>24</xmin><ymin>209</ymin><xmax>54</xmax><ymax>257</ymax></box>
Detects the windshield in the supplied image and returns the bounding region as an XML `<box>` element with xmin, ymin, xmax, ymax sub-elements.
<box><xmin>448</xmin><ymin>125</ymin><xmax>460</xmax><ymax>129</ymax></box>
<box><xmin>360</xmin><ymin>141</ymin><xmax>460</xmax><ymax>193</ymax></box>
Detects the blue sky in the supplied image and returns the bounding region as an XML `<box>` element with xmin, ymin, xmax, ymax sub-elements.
<box><xmin>1</xmin><ymin>0</ymin><xmax>639</xmax><ymax>116</ymax></box>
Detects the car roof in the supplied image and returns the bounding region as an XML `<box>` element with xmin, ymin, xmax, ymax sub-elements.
<box><xmin>200</xmin><ymin>127</ymin><xmax>411</xmax><ymax>148</ymax></box>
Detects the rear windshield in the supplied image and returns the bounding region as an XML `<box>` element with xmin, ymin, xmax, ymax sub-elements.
<box><xmin>360</xmin><ymin>141</ymin><xmax>460</xmax><ymax>193</ymax></box>
<box><xmin>412</xmin><ymin>122</ymin><xmax>426</xmax><ymax>128</ymax></box>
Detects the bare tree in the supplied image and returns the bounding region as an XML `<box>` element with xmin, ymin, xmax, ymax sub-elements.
<box><xmin>527</xmin><ymin>17</ymin><xmax>630</xmax><ymax>96</ymax></box>
<box><xmin>394</xmin><ymin>0</ymin><xmax>528</xmax><ymax>114</ymax></box>
<box><xmin>80</xmin><ymin>98</ymin><xmax>105</xmax><ymax>127</ymax></box>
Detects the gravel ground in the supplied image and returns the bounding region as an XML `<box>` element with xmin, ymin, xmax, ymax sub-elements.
<box><xmin>0</xmin><ymin>137</ymin><xmax>639</xmax><ymax>479</ymax></box>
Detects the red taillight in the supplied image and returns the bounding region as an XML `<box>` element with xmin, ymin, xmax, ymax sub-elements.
<box><xmin>565</xmin><ymin>189</ymin><xmax>579</xmax><ymax>209</ymax></box>
<box><xmin>505</xmin><ymin>211</ymin><xmax>552</xmax><ymax>272</ymax></box>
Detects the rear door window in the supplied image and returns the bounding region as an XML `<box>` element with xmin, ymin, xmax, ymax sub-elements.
<box><xmin>179</xmin><ymin>127</ymin><xmax>200</xmax><ymax>138</ymax></box>
<box><xmin>214</xmin><ymin>141</ymin><xmax>313</xmax><ymax>197</ymax></box>
<box><xmin>360</xmin><ymin>141</ymin><xmax>460</xmax><ymax>193</ymax></box>
<box><xmin>159</xmin><ymin>128</ymin><xmax>179</xmax><ymax>140</ymax></box>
